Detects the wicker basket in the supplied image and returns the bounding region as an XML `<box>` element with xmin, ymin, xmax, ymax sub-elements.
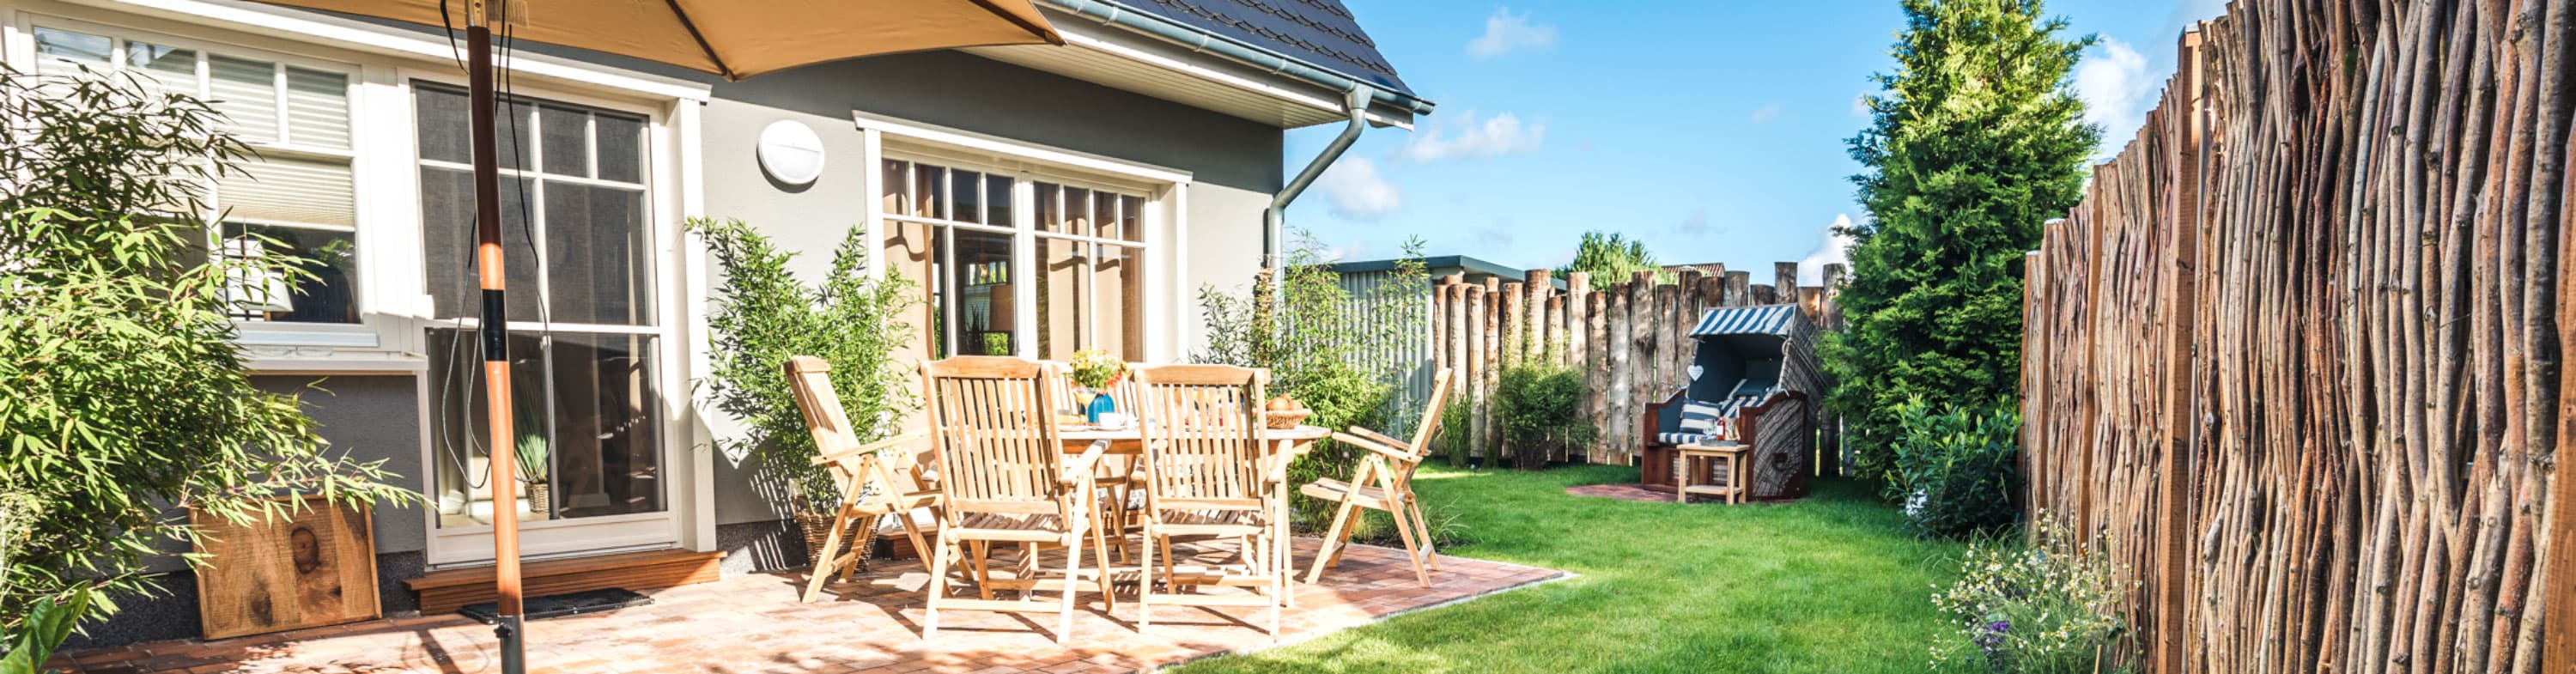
<box><xmin>526</xmin><ymin>483</ymin><xmax>551</xmax><ymax>520</ymax></box>
<box><xmin>793</xmin><ymin>510</ymin><xmax>868</xmax><ymax>572</ymax></box>
<box><xmin>1265</xmin><ymin>408</ymin><xmax>1313</xmax><ymax>429</ymax></box>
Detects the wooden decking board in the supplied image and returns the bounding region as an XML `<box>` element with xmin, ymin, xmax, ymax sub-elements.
<box><xmin>404</xmin><ymin>550</ymin><xmax>721</xmax><ymax>614</ymax></box>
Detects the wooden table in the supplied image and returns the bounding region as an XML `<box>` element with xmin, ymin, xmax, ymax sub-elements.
<box><xmin>1056</xmin><ymin>423</ymin><xmax>1332</xmax><ymax>452</ymax></box>
<box><xmin>1675</xmin><ymin>442</ymin><xmax>1750</xmax><ymax>504</ymax></box>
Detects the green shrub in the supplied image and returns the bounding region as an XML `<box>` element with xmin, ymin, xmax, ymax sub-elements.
<box><xmin>693</xmin><ymin>218</ymin><xmax>915</xmax><ymax>512</ymax></box>
<box><xmin>1929</xmin><ymin>515</ymin><xmax>2132</xmax><ymax>673</ymax></box>
<box><xmin>1890</xmin><ymin>398</ymin><xmax>2021</xmax><ymax>538</ymax></box>
<box><xmin>1438</xmin><ymin>398</ymin><xmax>1473</xmax><ymax>467</ymax></box>
<box><xmin>0</xmin><ymin>64</ymin><xmax>416</xmax><ymax>638</ymax></box>
<box><xmin>1195</xmin><ymin>232</ymin><xmax>1426</xmax><ymax>527</ymax></box>
<box><xmin>1492</xmin><ymin>363</ymin><xmax>1594</xmax><ymax>471</ymax></box>
<box><xmin>1557</xmin><ymin>230</ymin><xmax>1670</xmax><ymax>284</ymax></box>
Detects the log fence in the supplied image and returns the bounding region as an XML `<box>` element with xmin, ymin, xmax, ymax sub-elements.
<box><xmin>2020</xmin><ymin>4</ymin><xmax>2573</xmax><ymax>672</ymax></box>
<box><xmin>1430</xmin><ymin>263</ymin><xmax>1842</xmax><ymax>466</ymax></box>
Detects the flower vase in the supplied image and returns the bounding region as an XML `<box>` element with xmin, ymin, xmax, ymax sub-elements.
<box><xmin>1085</xmin><ymin>388</ymin><xmax>1116</xmax><ymax>423</ymax></box>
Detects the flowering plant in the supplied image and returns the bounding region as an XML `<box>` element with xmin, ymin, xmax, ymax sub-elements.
<box><xmin>1929</xmin><ymin>514</ymin><xmax>2132</xmax><ymax>673</ymax></box>
<box><xmin>1068</xmin><ymin>349</ymin><xmax>1127</xmax><ymax>390</ymax></box>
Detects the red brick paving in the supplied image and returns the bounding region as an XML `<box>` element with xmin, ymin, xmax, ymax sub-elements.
<box><xmin>52</xmin><ymin>538</ymin><xmax>1562</xmax><ymax>674</ymax></box>
<box><xmin>1566</xmin><ymin>483</ymin><xmax>1805</xmax><ymax>505</ymax></box>
<box><xmin>1565</xmin><ymin>483</ymin><xmax>1679</xmax><ymax>502</ymax></box>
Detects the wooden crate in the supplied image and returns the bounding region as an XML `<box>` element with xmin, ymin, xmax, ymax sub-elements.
<box><xmin>191</xmin><ymin>496</ymin><xmax>380</xmax><ymax>640</ymax></box>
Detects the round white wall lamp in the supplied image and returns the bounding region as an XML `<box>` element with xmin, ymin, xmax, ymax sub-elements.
<box><xmin>756</xmin><ymin>119</ymin><xmax>825</xmax><ymax>187</ymax></box>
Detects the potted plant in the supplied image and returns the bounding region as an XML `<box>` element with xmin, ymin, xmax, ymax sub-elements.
<box><xmin>1067</xmin><ymin>349</ymin><xmax>1127</xmax><ymax>423</ymax></box>
<box><xmin>692</xmin><ymin>218</ymin><xmax>916</xmax><ymax>567</ymax></box>
<box><xmin>515</xmin><ymin>431</ymin><xmax>551</xmax><ymax>520</ymax></box>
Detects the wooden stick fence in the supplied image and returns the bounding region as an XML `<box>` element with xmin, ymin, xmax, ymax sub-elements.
<box><xmin>2021</xmin><ymin>4</ymin><xmax>2573</xmax><ymax>672</ymax></box>
<box><xmin>1430</xmin><ymin>263</ymin><xmax>1842</xmax><ymax>466</ymax></box>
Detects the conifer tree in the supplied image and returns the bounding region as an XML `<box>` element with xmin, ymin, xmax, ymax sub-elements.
<box><xmin>1829</xmin><ymin>0</ymin><xmax>2099</xmax><ymax>488</ymax></box>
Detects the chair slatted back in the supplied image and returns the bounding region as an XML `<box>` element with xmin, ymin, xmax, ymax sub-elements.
<box><xmin>787</xmin><ymin>355</ymin><xmax>903</xmax><ymax>498</ymax></box>
<box><xmin>787</xmin><ymin>355</ymin><xmax>862</xmax><ymax>458</ymax></box>
<box><xmin>1132</xmin><ymin>365</ymin><xmax>1268</xmax><ymax>506</ymax></box>
<box><xmin>922</xmin><ymin>357</ymin><xmax>1070</xmax><ymax>517</ymax></box>
<box><xmin>1385</xmin><ymin>368</ymin><xmax>1454</xmax><ymax>489</ymax></box>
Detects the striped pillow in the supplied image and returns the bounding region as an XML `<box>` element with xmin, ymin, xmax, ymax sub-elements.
<box><xmin>1678</xmin><ymin>401</ymin><xmax>1726</xmax><ymax>434</ymax></box>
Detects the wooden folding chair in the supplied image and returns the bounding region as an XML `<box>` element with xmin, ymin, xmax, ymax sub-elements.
<box><xmin>1303</xmin><ymin>367</ymin><xmax>1452</xmax><ymax>586</ymax></box>
<box><xmin>918</xmin><ymin>356</ymin><xmax>1114</xmax><ymax>643</ymax></box>
<box><xmin>785</xmin><ymin>355</ymin><xmax>940</xmax><ymax>604</ymax></box>
<box><xmin>1130</xmin><ymin>364</ymin><xmax>1289</xmax><ymax>637</ymax></box>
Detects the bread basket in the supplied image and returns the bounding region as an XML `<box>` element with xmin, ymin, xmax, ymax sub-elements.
<box><xmin>1264</xmin><ymin>408</ymin><xmax>1313</xmax><ymax>429</ymax></box>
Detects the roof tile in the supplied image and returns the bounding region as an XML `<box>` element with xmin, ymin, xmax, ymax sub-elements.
<box><xmin>1115</xmin><ymin>0</ymin><xmax>1416</xmax><ymax>96</ymax></box>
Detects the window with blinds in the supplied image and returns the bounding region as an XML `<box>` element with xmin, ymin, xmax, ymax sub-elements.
<box><xmin>32</xmin><ymin>26</ymin><xmax>361</xmax><ymax>325</ymax></box>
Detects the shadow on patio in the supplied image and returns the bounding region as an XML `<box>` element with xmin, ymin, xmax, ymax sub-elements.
<box><xmin>52</xmin><ymin>538</ymin><xmax>1564</xmax><ymax>674</ymax></box>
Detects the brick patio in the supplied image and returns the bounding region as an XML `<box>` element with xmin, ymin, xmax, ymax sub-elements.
<box><xmin>52</xmin><ymin>538</ymin><xmax>1564</xmax><ymax>674</ymax></box>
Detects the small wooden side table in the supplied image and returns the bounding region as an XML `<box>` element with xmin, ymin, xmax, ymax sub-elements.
<box><xmin>1675</xmin><ymin>442</ymin><xmax>1750</xmax><ymax>504</ymax></box>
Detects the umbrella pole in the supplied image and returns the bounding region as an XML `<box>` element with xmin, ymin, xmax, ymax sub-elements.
<box><xmin>465</xmin><ymin>4</ymin><xmax>529</xmax><ymax>673</ymax></box>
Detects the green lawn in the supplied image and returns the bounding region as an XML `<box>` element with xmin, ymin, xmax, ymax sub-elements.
<box><xmin>1176</xmin><ymin>465</ymin><xmax>1969</xmax><ymax>674</ymax></box>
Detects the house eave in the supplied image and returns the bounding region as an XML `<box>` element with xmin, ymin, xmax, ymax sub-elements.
<box><xmin>967</xmin><ymin>4</ymin><xmax>1423</xmax><ymax>130</ymax></box>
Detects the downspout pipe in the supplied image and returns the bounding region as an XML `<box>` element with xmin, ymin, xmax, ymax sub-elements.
<box><xmin>1039</xmin><ymin>0</ymin><xmax>1436</xmax><ymax>118</ymax></box>
<box><xmin>1267</xmin><ymin>88</ymin><xmax>1372</xmax><ymax>281</ymax></box>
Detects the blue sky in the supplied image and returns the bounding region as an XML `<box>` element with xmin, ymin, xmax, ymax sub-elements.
<box><xmin>1284</xmin><ymin>0</ymin><xmax>2231</xmax><ymax>281</ymax></box>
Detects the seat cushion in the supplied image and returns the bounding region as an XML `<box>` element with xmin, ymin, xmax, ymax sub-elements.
<box><xmin>1677</xmin><ymin>402</ymin><xmax>1726</xmax><ymax>434</ymax></box>
<box><xmin>1659</xmin><ymin>432</ymin><xmax>1716</xmax><ymax>446</ymax></box>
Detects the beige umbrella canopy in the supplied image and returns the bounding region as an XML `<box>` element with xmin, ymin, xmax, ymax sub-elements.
<box><xmin>260</xmin><ymin>0</ymin><xmax>1062</xmax><ymax>78</ymax></box>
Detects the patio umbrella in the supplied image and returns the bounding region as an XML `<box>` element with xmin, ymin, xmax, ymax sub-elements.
<box><xmin>240</xmin><ymin>2</ymin><xmax>1062</xmax><ymax>671</ymax></box>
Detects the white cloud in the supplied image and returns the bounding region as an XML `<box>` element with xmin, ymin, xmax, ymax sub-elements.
<box><xmin>1473</xmin><ymin>226</ymin><xmax>1515</xmax><ymax>247</ymax></box>
<box><xmin>1327</xmin><ymin>241</ymin><xmax>1372</xmax><ymax>262</ymax></box>
<box><xmin>1851</xmin><ymin>94</ymin><xmax>1873</xmax><ymax>118</ymax></box>
<box><xmin>1315</xmin><ymin>157</ymin><xmax>1402</xmax><ymax>222</ymax></box>
<box><xmin>1396</xmin><ymin>112</ymin><xmax>1546</xmax><ymax>163</ymax></box>
<box><xmin>1467</xmin><ymin>8</ymin><xmax>1558</xmax><ymax>59</ymax></box>
<box><xmin>2077</xmin><ymin>38</ymin><xmax>2157</xmax><ymax>145</ymax></box>
<box><xmin>1798</xmin><ymin>214</ymin><xmax>1861</xmax><ymax>285</ymax></box>
<box><xmin>1678</xmin><ymin>208</ymin><xmax>1713</xmax><ymax>236</ymax></box>
<box><xmin>1750</xmin><ymin>103</ymin><xmax>1786</xmax><ymax>124</ymax></box>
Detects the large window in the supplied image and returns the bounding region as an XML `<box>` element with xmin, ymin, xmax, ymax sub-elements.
<box><xmin>878</xmin><ymin>156</ymin><xmax>1150</xmax><ymax>361</ymax></box>
<box><xmin>31</xmin><ymin>26</ymin><xmax>361</xmax><ymax>324</ymax></box>
<box><xmin>1033</xmin><ymin>183</ymin><xmax>1145</xmax><ymax>361</ymax></box>
<box><xmin>416</xmin><ymin>83</ymin><xmax>663</xmax><ymax>528</ymax></box>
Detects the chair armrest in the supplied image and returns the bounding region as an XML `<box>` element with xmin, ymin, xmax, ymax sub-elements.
<box><xmin>811</xmin><ymin>428</ymin><xmax>929</xmax><ymax>466</ymax></box>
<box><xmin>1345</xmin><ymin>426</ymin><xmax>1412</xmax><ymax>453</ymax></box>
<box><xmin>1059</xmin><ymin>439</ymin><xmax>1110</xmax><ymax>486</ymax></box>
<box><xmin>1333</xmin><ymin>431</ymin><xmax>1418</xmax><ymax>463</ymax></box>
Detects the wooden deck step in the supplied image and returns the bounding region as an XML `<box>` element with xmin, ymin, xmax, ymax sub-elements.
<box><xmin>404</xmin><ymin>549</ymin><xmax>722</xmax><ymax>614</ymax></box>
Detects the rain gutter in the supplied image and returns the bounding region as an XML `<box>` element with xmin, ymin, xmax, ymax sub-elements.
<box><xmin>1264</xmin><ymin>88</ymin><xmax>1371</xmax><ymax>274</ymax></box>
<box><xmin>1036</xmin><ymin>0</ymin><xmax>1437</xmax><ymax>118</ymax></box>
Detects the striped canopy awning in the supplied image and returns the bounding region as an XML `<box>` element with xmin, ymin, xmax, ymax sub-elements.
<box><xmin>1689</xmin><ymin>304</ymin><xmax>1799</xmax><ymax>337</ymax></box>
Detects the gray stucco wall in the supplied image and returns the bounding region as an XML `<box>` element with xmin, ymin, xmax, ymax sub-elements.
<box><xmin>709</xmin><ymin>51</ymin><xmax>1282</xmax><ymax>194</ymax></box>
<box><xmin>251</xmin><ymin>375</ymin><xmax>431</xmax><ymax>554</ymax></box>
<box><xmin>699</xmin><ymin>52</ymin><xmax>1281</xmax><ymax>526</ymax></box>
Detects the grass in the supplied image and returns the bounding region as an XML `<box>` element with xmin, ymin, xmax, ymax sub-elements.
<box><xmin>1175</xmin><ymin>464</ymin><xmax>1970</xmax><ymax>674</ymax></box>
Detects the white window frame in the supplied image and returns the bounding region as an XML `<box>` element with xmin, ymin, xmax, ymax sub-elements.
<box><xmin>398</xmin><ymin>69</ymin><xmax>697</xmax><ymax>567</ymax></box>
<box><xmin>13</xmin><ymin>14</ymin><xmax>381</xmax><ymax>349</ymax></box>
<box><xmin>3</xmin><ymin>0</ymin><xmax>715</xmax><ymax>568</ymax></box>
<box><xmin>856</xmin><ymin>110</ymin><xmax>1188</xmax><ymax>363</ymax></box>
